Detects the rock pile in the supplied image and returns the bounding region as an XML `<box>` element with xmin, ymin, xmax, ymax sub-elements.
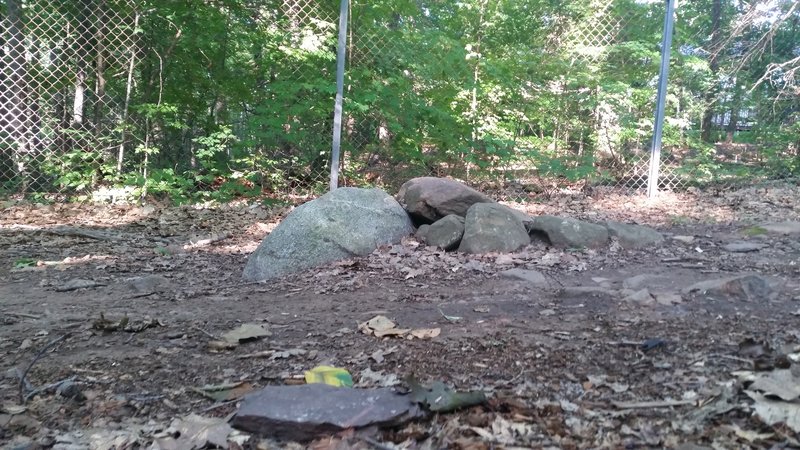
<box><xmin>243</xmin><ymin>177</ymin><xmax>664</xmax><ymax>281</ymax></box>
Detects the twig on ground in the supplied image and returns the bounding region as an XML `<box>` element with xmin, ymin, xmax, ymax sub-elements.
<box><xmin>361</xmin><ymin>436</ymin><xmax>397</xmax><ymax>450</ymax></box>
<box><xmin>201</xmin><ymin>399</ymin><xmax>239</xmax><ymax>413</ymax></box>
<box><xmin>612</xmin><ymin>399</ymin><xmax>695</xmax><ymax>409</ymax></box>
<box><xmin>18</xmin><ymin>333</ymin><xmax>71</xmax><ymax>403</ymax></box>
<box><xmin>23</xmin><ymin>376</ymin><xmax>77</xmax><ymax>402</ymax></box>
<box><xmin>192</xmin><ymin>325</ymin><xmax>220</xmax><ymax>340</ymax></box>
<box><xmin>3</xmin><ymin>311</ymin><xmax>42</xmax><ymax>319</ymax></box>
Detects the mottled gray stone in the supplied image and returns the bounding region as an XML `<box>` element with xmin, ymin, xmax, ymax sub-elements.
<box><xmin>682</xmin><ymin>274</ymin><xmax>775</xmax><ymax>301</ymax></box>
<box><xmin>243</xmin><ymin>187</ymin><xmax>413</xmax><ymax>282</ymax></box>
<box><xmin>425</xmin><ymin>214</ymin><xmax>465</xmax><ymax>250</ymax></box>
<box><xmin>530</xmin><ymin>216</ymin><xmax>609</xmax><ymax>249</ymax></box>
<box><xmin>397</xmin><ymin>177</ymin><xmax>494</xmax><ymax>223</ymax></box>
<box><xmin>458</xmin><ymin>203</ymin><xmax>530</xmax><ymax>254</ymax></box>
<box><xmin>605</xmin><ymin>221</ymin><xmax>664</xmax><ymax>249</ymax></box>
<box><xmin>499</xmin><ymin>268</ymin><xmax>547</xmax><ymax>286</ymax></box>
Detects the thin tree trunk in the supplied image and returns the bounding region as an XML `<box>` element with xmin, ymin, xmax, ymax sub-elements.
<box><xmin>467</xmin><ymin>0</ymin><xmax>488</xmax><ymax>180</ymax></box>
<box><xmin>5</xmin><ymin>0</ymin><xmax>31</xmax><ymax>192</ymax></box>
<box><xmin>701</xmin><ymin>0</ymin><xmax>722</xmax><ymax>143</ymax></box>
<box><xmin>725</xmin><ymin>82</ymin><xmax>741</xmax><ymax>143</ymax></box>
<box><xmin>72</xmin><ymin>0</ymin><xmax>94</xmax><ymax>129</ymax></box>
<box><xmin>117</xmin><ymin>11</ymin><xmax>140</xmax><ymax>174</ymax></box>
<box><xmin>94</xmin><ymin>0</ymin><xmax>108</xmax><ymax>137</ymax></box>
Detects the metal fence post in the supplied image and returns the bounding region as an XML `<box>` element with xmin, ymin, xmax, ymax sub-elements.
<box><xmin>647</xmin><ymin>0</ymin><xmax>676</xmax><ymax>198</ymax></box>
<box><xmin>329</xmin><ymin>0</ymin><xmax>349</xmax><ymax>191</ymax></box>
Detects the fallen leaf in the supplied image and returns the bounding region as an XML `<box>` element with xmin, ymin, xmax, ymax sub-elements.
<box><xmin>153</xmin><ymin>414</ymin><xmax>233</xmax><ymax>450</ymax></box>
<box><xmin>745</xmin><ymin>390</ymin><xmax>800</xmax><ymax>432</ymax></box>
<box><xmin>272</xmin><ymin>348</ymin><xmax>307</xmax><ymax>359</ymax></box>
<box><xmin>221</xmin><ymin>323</ymin><xmax>271</xmax><ymax>344</ymax></box>
<box><xmin>361</xmin><ymin>315</ymin><xmax>396</xmax><ymax>333</ymax></box>
<box><xmin>407</xmin><ymin>377</ymin><xmax>486</xmax><ymax>412</ymax></box>
<box><xmin>749</xmin><ymin>369</ymin><xmax>800</xmax><ymax>401</ymax></box>
<box><xmin>410</xmin><ymin>328</ymin><xmax>441</xmax><ymax>339</ymax></box>
<box><xmin>374</xmin><ymin>327</ymin><xmax>411</xmax><ymax>338</ymax></box>
<box><xmin>357</xmin><ymin>368</ymin><xmax>401</xmax><ymax>387</ymax></box>
<box><xmin>192</xmin><ymin>382</ymin><xmax>254</xmax><ymax>402</ymax></box>
<box><xmin>304</xmin><ymin>366</ymin><xmax>353</xmax><ymax>387</ymax></box>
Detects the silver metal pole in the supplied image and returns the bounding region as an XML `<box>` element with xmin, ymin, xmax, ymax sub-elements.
<box><xmin>330</xmin><ymin>0</ymin><xmax>349</xmax><ymax>191</ymax></box>
<box><xmin>647</xmin><ymin>0</ymin><xmax>676</xmax><ymax>198</ymax></box>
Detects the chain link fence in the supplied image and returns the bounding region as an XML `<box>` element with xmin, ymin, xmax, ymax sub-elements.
<box><xmin>339</xmin><ymin>0</ymin><xmax>798</xmax><ymax>199</ymax></box>
<box><xmin>1</xmin><ymin>0</ymin><xmax>138</xmax><ymax>197</ymax></box>
<box><xmin>1</xmin><ymin>0</ymin><xmax>797</xmax><ymax>202</ymax></box>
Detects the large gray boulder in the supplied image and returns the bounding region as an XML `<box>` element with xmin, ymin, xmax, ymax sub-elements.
<box><xmin>530</xmin><ymin>216</ymin><xmax>609</xmax><ymax>249</ymax></box>
<box><xmin>458</xmin><ymin>203</ymin><xmax>530</xmax><ymax>253</ymax></box>
<box><xmin>243</xmin><ymin>188</ymin><xmax>414</xmax><ymax>281</ymax></box>
<box><xmin>424</xmin><ymin>214</ymin><xmax>465</xmax><ymax>250</ymax></box>
<box><xmin>605</xmin><ymin>221</ymin><xmax>664</xmax><ymax>249</ymax></box>
<box><xmin>396</xmin><ymin>177</ymin><xmax>494</xmax><ymax>223</ymax></box>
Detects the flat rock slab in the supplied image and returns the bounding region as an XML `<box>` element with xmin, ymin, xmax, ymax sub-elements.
<box><xmin>459</xmin><ymin>203</ymin><xmax>530</xmax><ymax>253</ymax></box>
<box><xmin>759</xmin><ymin>221</ymin><xmax>800</xmax><ymax>235</ymax></box>
<box><xmin>499</xmin><ymin>268</ymin><xmax>547</xmax><ymax>286</ymax></box>
<box><xmin>623</xmin><ymin>274</ymin><xmax>667</xmax><ymax>290</ymax></box>
<box><xmin>682</xmin><ymin>274</ymin><xmax>775</xmax><ymax>301</ymax></box>
<box><xmin>605</xmin><ymin>221</ymin><xmax>664</xmax><ymax>249</ymax></box>
<box><xmin>231</xmin><ymin>384</ymin><xmax>423</xmax><ymax>441</ymax></box>
<box><xmin>397</xmin><ymin>177</ymin><xmax>494</xmax><ymax>223</ymax></box>
<box><xmin>723</xmin><ymin>242</ymin><xmax>768</xmax><ymax>253</ymax></box>
<box><xmin>122</xmin><ymin>275</ymin><xmax>172</xmax><ymax>295</ymax></box>
<box><xmin>530</xmin><ymin>216</ymin><xmax>609</xmax><ymax>249</ymax></box>
<box><xmin>243</xmin><ymin>188</ymin><xmax>413</xmax><ymax>282</ymax></box>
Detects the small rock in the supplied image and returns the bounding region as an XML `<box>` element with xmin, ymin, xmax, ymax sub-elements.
<box><xmin>682</xmin><ymin>274</ymin><xmax>775</xmax><ymax>301</ymax></box>
<box><xmin>123</xmin><ymin>275</ymin><xmax>172</xmax><ymax>295</ymax></box>
<box><xmin>672</xmin><ymin>235</ymin><xmax>695</xmax><ymax>244</ymax></box>
<box><xmin>499</xmin><ymin>268</ymin><xmax>547</xmax><ymax>286</ymax></box>
<box><xmin>722</xmin><ymin>242</ymin><xmax>768</xmax><ymax>253</ymax></box>
<box><xmin>424</xmin><ymin>214</ymin><xmax>465</xmax><ymax>250</ymax></box>
<box><xmin>653</xmin><ymin>292</ymin><xmax>683</xmax><ymax>305</ymax></box>
<box><xmin>530</xmin><ymin>216</ymin><xmax>609</xmax><ymax>249</ymax></box>
<box><xmin>560</xmin><ymin>286</ymin><xmax>616</xmax><ymax>298</ymax></box>
<box><xmin>56</xmin><ymin>381</ymin><xmax>86</xmax><ymax>401</ymax></box>
<box><xmin>539</xmin><ymin>308</ymin><xmax>556</xmax><ymax>316</ymax></box>
<box><xmin>55</xmin><ymin>278</ymin><xmax>104</xmax><ymax>292</ymax></box>
<box><xmin>623</xmin><ymin>274</ymin><xmax>666</xmax><ymax>290</ymax></box>
<box><xmin>605</xmin><ymin>221</ymin><xmax>664</xmax><ymax>249</ymax></box>
<box><xmin>623</xmin><ymin>288</ymin><xmax>655</xmax><ymax>305</ymax></box>
<box><xmin>415</xmin><ymin>224</ymin><xmax>431</xmax><ymax>241</ymax></box>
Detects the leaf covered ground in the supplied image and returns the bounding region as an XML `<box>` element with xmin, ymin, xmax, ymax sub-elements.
<box><xmin>1</xmin><ymin>182</ymin><xmax>800</xmax><ymax>449</ymax></box>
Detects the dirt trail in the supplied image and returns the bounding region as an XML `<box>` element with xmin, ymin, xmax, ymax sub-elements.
<box><xmin>2</xmin><ymin>183</ymin><xmax>799</xmax><ymax>448</ymax></box>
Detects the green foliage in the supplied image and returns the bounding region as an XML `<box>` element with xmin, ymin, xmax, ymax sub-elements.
<box><xmin>41</xmin><ymin>147</ymin><xmax>115</xmax><ymax>192</ymax></box>
<box><xmin>7</xmin><ymin>0</ymin><xmax>797</xmax><ymax>202</ymax></box>
<box><xmin>13</xmin><ymin>258</ymin><xmax>37</xmax><ymax>269</ymax></box>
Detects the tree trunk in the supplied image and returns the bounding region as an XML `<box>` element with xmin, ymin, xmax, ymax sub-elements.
<box><xmin>4</xmin><ymin>0</ymin><xmax>32</xmax><ymax>192</ymax></box>
<box><xmin>701</xmin><ymin>0</ymin><xmax>722</xmax><ymax>143</ymax></box>
<box><xmin>93</xmin><ymin>0</ymin><xmax>108</xmax><ymax>138</ymax></box>
<box><xmin>72</xmin><ymin>0</ymin><xmax>94</xmax><ymax>130</ymax></box>
<box><xmin>725</xmin><ymin>82</ymin><xmax>741</xmax><ymax>143</ymax></box>
<box><xmin>117</xmin><ymin>11</ymin><xmax>140</xmax><ymax>173</ymax></box>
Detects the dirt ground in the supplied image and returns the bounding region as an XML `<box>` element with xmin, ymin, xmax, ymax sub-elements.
<box><xmin>2</xmin><ymin>182</ymin><xmax>800</xmax><ymax>449</ymax></box>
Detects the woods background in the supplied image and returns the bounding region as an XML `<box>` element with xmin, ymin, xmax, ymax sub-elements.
<box><xmin>1</xmin><ymin>0</ymin><xmax>798</xmax><ymax>203</ymax></box>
